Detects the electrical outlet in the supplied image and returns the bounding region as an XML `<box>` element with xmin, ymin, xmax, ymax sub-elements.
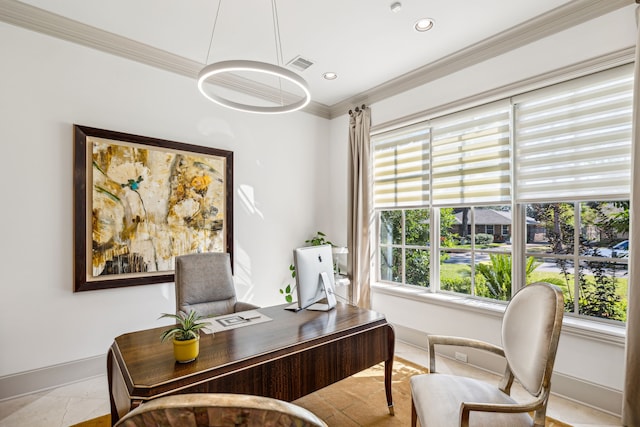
<box><xmin>454</xmin><ymin>351</ymin><xmax>468</xmax><ymax>363</ymax></box>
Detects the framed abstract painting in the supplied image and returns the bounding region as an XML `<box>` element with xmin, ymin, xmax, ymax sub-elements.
<box><xmin>73</xmin><ymin>125</ymin><xmax>233</xmax><ymax>292</ymax></box>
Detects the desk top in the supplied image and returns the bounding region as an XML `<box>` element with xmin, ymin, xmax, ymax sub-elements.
<box><xmin>111</xmin><ymin>303</ymin><xmax>388</xmax><ymax>397</ymax></box>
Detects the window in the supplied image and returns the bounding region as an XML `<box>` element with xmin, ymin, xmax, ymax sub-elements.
<box><xmin>440</xmin><ymin>206</ymin><xmax>513</xmax><ymax>300</ymax></box>
<box><xmin>514</xmin><ymin>65</ymin><xmax>632</xmax><ymax>322</ymax></box>
<box><xmin>373</xmin><ymin>122</ymin><xmax>430</xmax><ymax>288</ymax></box>
<box><xmin>372</xmin><ymin>63</ymin><xmax>633</xmax><ymax>323</ymax></box>
<box><xmin>524</xmin><ymin>202</ymin><xmax>628</xmax><ymax>321</ymax></box>
<box><xmin>379</xmin><ymin>209</ymin><xmax>430</xmax><ymax>287</ymax></box>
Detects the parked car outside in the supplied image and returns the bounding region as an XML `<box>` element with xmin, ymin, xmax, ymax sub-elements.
<box><xmin>611</xmin><ymin>240</ymin><xmax>629</xmax><ymax>258</ymax></box>
<box><xmin>586</xmin><ymin>240</ymin><xmax>628</xmax><ymax>258</ymax></box>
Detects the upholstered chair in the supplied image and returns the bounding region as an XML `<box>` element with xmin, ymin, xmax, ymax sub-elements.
<box><xmin>175</xmin><ymin>252</ymin><xmax>258</xmax><ymax>318</ymax></box>
<box><xmin>114</xmin><ymin>393</ymin><xmax>327</xmax><ymax>427</ymax></box>
<box><xmin>410</xmin><ymin>282</ymin><xmax>564</xmax><ymax>427</ymax></box>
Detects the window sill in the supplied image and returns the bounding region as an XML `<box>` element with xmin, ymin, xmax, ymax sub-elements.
<box><xmin>372</xmin><ymin>282</ymin><xmax>626</xmax><ymax>346</ymax></box>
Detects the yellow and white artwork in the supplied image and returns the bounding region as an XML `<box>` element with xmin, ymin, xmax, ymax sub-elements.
<box><xmin>90</xmin><ymin>137</ymin><xmax>227</xmax><ymax>277</ymax></box>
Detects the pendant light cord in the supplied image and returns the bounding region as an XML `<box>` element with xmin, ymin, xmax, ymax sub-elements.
<box><xmin>205</xmin><ymin>0</ymin><xmax>223</xmax><ymax>64</ymax></box>
<box><xmin>271</xmin><ymin>0</ymin><xmax>284</xmax><ymax>67</ymax></box>
<box><xmin>271</xmin><ymin>0</ymin><xmax>285</xmax><ymax>105</ymax></box>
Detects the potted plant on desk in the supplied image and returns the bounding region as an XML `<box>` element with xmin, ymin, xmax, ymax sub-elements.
<box><xmin>159</xmin><ymin>310</ymin><xmax>211</xmax><ymax>363</ymax></box>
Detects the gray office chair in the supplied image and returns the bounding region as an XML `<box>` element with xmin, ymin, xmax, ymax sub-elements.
<box><xmin>410</xmin><ymin>282</ymin><xmax>564</xmax><ymax>427</ymax></box>
<box><xmin>114</xmin><ymin>393</ymin><xmax>327</xmax><ymax>427</ymax></box>
<box><xmin>175</xmin><ymin>252</ymin><xmax>258</xmax><ymax>318</ymax></box>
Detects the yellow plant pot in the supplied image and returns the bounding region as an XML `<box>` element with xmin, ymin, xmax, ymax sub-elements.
<box><xmin>173</xmin><ymin>336</ymin><xmax>199</xmax><ymax>363</ymax></box>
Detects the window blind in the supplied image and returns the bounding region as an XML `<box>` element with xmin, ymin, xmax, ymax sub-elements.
<box><xmin>514</xmin><ymin>64</ymin><xmax>633</xmax><ymax>202</ymax></box>
<box><xmin>372</xmin><ymin>122</ymin><xmax>430</xmax><ymax>208</ymax></box>
<box><xmin>430</xmin><ymin>101</ymin><xmax>511</xmax><ymax>206</ymax></box>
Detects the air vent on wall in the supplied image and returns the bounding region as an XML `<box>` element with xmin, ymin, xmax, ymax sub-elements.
<box><xmin>287</xmin><ymin>55</ymin><xmax>314</xmax><ymax>72</ymax></box>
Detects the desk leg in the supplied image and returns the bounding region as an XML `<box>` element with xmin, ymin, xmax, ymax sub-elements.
<box><xmin>385</xmin><ymin>324</ymin><xmax>396</xmax><ymax>415</ymax></box>
<box><xmin>106</xmin><ymin>348</ymin><xmax>118</xmax><ymax>426</ymax></box>
<box><xmin>107</xmin><ymin>345</ymin><xmax>137</xmax><ymax>426</ymax></box>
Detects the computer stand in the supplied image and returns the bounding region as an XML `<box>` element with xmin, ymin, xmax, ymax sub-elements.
<box><xmin>307</xmin><ymin>272</ymin><xmax>337</xmax><ymax>311</ymax></box>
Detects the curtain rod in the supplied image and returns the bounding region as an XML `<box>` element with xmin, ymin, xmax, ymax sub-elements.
<box><xmin>348</xmin><ymin>104</ymin><xmax>366</xmax><ymax>116</ymax></box>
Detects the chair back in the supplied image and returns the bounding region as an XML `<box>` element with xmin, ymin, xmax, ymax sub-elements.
<box><xmin>115</xmin><ymin>393</ymin><xmax>327</xmax><ymax>427</ymax></box>
<box><xmin>175</xmin><ymin>252</ymin><xmax>238</xmax><ymax>318</ymax></box>
<box><xmin>502</xmin><ymin>282</ymin><xmax>564</xmax><ymax>397</ymax></box>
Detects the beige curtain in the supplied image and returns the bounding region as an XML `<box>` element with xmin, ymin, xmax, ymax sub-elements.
<box><xmin>348</xmin><ymin>106</ymin><xmax>372</xmax><ymax>309</ymax></box>
<box><xmin>623</xmin><ymin>6</ymin><xmax>640</xmax><ymax>426</ymax></box>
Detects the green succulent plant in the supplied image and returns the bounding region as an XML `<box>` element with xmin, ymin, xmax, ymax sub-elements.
<box><xmin>159</xmin><ymin>310</ymin><xmax>211</xmax><ymax>342</ymax></box>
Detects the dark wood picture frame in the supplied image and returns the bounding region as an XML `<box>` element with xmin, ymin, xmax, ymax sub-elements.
<box><xmin>73</xmin><ymin>125</ymin><xmax>233</xmax><ymax>292</ymax></box>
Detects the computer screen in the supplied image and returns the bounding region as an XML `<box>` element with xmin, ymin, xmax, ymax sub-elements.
<box><xmin>292</xmin><ymin>244</ymin><xmax>336</xmax><ymax>311</ymax></box>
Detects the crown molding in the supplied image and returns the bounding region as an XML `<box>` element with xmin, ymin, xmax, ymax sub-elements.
<box><xmin>329</xmin><ymin>0</ymin><xmax>634</xmax><ymax>118</ymax></box>
<box><xmin>0</xmin><ymin>0</ymin><xmax>202</xmax><ymax>77</ymax></box>
<box><xmin>0</xmin><ymin>0</ymin><xmax>632</xmax><ymax>121</ymax></box>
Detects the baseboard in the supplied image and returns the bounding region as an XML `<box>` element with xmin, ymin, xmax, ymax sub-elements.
<box><xmin>0</xmin><ymin>354</ymin><xmax>106</xmax><ymax>401</ymax></box>
<box><xmin>392</xmin><ymin>323</ymin><xmax>622</xmax><ymax>417</ymax></box>
<box><xmin>550</xmin><ymin>371</ymin><xmax>622</xmax><ymax>418</ymax></box>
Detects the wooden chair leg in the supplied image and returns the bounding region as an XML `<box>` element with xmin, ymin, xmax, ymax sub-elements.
<box><xmin>411</xmin><ymin>399</ymin><xmax>418</xmax><ymax>427</ymax></box>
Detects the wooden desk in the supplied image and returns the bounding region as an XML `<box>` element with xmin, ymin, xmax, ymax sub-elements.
<box><xmin>107</xmin><ymin>303</ymin><xmax>395</xmax><ymax>424</ymax></box>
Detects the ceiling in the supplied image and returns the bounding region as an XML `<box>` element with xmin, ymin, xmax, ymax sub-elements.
<box><xmin>0</xmin><ymin>0</ymin><xmax>632</xmax><ymax>118</ymax></box>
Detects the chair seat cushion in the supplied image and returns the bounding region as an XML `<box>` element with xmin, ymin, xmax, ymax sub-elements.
<box><xmin>410</xmin><ymin>374</ymin><xmax>534</xmax><ymax>427</ymax></box>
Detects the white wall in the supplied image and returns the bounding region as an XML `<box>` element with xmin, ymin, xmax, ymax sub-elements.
<box><xmin>327</xmin><ymin>5</ymin><xmax>635</xmax><ymax>416</ymax></box>
<box><xmin>0</xmin><ymin>22</ymin><xmax>331</xmax><ymax>377</ymax></box>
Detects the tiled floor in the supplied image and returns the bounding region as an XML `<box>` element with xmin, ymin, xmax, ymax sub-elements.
<box><xmin>0</xmin><ymin>374</ymin><xmax>109</xmax><ymax>427</ymax></box>
<box><xmin>0</xmin><ymin>341</ymin><xmax>622</xmax><ymax>427</ymax></box>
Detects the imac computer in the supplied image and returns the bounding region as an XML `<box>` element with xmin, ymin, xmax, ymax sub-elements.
<box><xmin>289</xmin><ymin>244</ymin><xmax>337</xmax><ymax>311</ymax></box>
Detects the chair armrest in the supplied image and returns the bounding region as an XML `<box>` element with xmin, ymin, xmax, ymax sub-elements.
<box><xmin>427</xmin><ymin>334</ymin><xmax>505</xmax><ymax>374</ymax></box>
<box><xmin>459</xmin><ymin>392</ymin><xmax>547</xmax><ymax>427</ymax></box>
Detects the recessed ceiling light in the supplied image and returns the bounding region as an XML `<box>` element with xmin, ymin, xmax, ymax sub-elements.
<box><xmin>390</xmin><ymin>2</ymin><xmax>402</xmax><ymax>13</ymax></box>
<box><xmin>323</xmin><ymin>72</ymin><xmax>338</xmax><ymax>80</ymax></box>
<box><xmin>414</xmin><ymin>18</ymin><xmax>434</xmax><ymax>32</ymax></box>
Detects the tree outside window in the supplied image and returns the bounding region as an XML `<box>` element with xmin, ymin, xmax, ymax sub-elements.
<box><xmin>524</xmin><ymin>202</ymin><xmax>628</xmax><ymax>322</ymax></box>
<box><xmin>379</xmin><ymin>209</ymin><xmax>430</xmax><ymax>287</ymax></box>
